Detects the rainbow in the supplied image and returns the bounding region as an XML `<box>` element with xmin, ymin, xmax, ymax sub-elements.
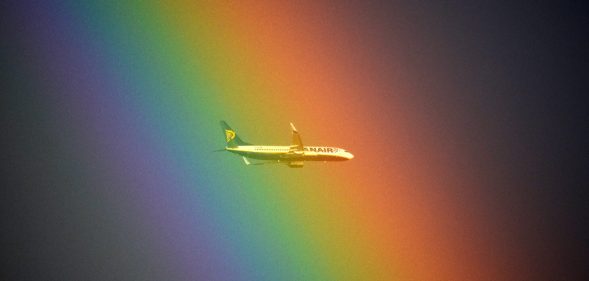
<box><xmin>16</xmin><ymin>1</ymin><xmax>508</xmax><ymax>280</ymax></box>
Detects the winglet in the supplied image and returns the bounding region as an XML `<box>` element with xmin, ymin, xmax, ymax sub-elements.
<box><xmin>289</xmin><ymin>122</ymin><xmax>304</xmax><ymax>152</ymax></box>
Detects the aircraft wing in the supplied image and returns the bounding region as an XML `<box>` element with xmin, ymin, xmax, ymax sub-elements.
<box><xmin>289</xmin><ymin>123</ymin><xmax>304</xmax><ymax>153</ymax></box>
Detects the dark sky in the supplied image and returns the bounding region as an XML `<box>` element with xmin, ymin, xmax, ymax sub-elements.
<box><xmin>354</xmin><ymin>2</ymin><xmax>589</xmax><ymax>279</ymax></box>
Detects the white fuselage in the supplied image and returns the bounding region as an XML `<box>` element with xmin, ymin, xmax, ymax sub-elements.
<box><xmin>226</xmin><ymin>145</ymin><xmax>354</xmax><ymax>161</ymax></box>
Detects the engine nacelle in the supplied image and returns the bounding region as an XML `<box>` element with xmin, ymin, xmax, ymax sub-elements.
<box><xmin>288</xmin><ymin>161</ymin><xmax>304</xmax><ymax>168</ymax></box>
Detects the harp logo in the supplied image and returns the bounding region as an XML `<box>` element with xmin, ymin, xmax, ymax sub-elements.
<box><xmin>225</xmin><ymin>129</ymin><xmax>236</xmax><ymax>142</ymax></box>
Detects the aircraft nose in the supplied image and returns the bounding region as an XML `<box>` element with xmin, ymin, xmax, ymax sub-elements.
<box><xmin>346</xmin><ymin>152</ymin><xmax>354</xmax><ymax>160</ymax></box>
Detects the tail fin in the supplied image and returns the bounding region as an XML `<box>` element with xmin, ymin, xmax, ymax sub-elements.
<box><xmin>220</xmin><ymin>121</ymin><xmax>251</xmax><ymax>147</ymax></box>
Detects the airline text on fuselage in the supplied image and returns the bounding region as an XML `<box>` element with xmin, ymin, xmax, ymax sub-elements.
<box><xmin>303</xmin><ymin>147</ymin><xmax>337</xmax><ymax>153</ymax></box>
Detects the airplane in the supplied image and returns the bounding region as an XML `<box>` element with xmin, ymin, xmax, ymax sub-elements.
<box><xmin>219</xmin><ymin>121</ymin><xmax>354</xmax><ymax>168</ymax></box>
